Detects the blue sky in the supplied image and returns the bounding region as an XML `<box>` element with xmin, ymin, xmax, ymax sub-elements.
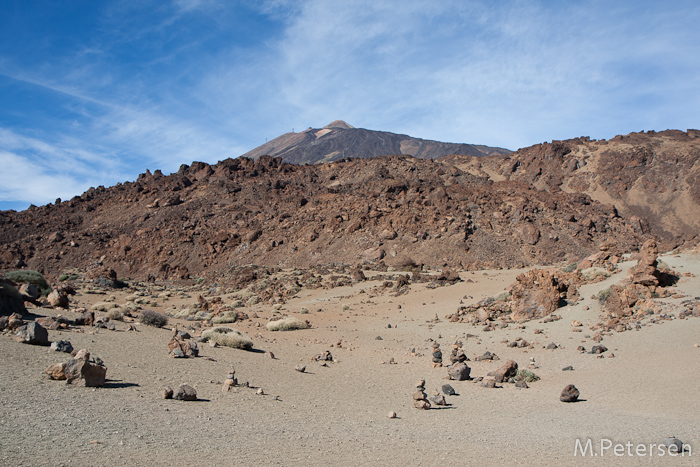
<box><xmin>1</xmin><ymin>0</ymin><xmax>699</xmax><ymax>211</ymax></box>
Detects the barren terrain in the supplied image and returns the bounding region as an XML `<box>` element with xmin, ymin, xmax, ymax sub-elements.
<box><xmin>2</xmin><ymin>249</ymin><xmax>700</xmax><ymax>466</ymax></box>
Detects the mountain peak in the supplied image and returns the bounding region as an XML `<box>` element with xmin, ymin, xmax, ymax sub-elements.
<box><xmin>323</xmin><ymin>120</ymin><xmax>354</xmax><ymax>130</ymax></box>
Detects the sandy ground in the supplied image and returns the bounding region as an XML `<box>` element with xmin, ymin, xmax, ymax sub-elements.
<box><xmin>2</xmin><ymin>251</ymin><xmax>700</xmax><ymax>466</ymax></box>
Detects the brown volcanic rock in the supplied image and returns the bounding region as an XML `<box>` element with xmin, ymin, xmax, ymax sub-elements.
<box><xmin>0</xmin><ymin>154</ymin><xmax>643</xmax><ymax>281</ymax></box>
<box><xmin>603</xmin><ymin>239</ymin><xmax>679</xmax><ymax>319</ymax></box>
<box><xmin>447</xmin><ymin>129</ymin><xmax>700</xmax><ymax>250</ymax></box>
<box><xmin>509</xmin><ymin>269</ymin><xmax>579</xmax><ymax>322</ymax></box>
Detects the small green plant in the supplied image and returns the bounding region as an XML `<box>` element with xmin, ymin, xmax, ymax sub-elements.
<box><xmin>562</xmin><ymin>263</ymin><xmax>578</xmax><ymax>273</ymax></box>
<box><xmin>196</xmin><ymin>278</ymin><xmax>205</xmax><ymax>285</ymax></box>
<box><xmin>516</xmin><ymin>369</ymin><xmax>540</xmax><ymax>383</ymax></box>
<box><xmin>267</xmin><ymin>316</ymin><xmax>309</xmax><ymax>331</ymax></box>
<box><xmin>597</xmin><ymin>287</ymin><xmax>612</xmax><ymax>304</ymax></box>
<box><xmin>202</xmin><ymin>327</ymin><xmax>253</xmax><ymax>350</ymax></box>
<box><xmin>4</xmin><ymin>270</ymin><xmax>52</xmax><ymax>296</ymax></box>
<box><xmin>300</xmin><ymin>307</ymin><xmax>309</xmax><ymax>314</ymax></box>
<box><xmin>342</xmin><ymin>304</ymin><xmax>352</xmax><ymax>311</ymax></box>
<box><xmin>139</xmin><ymin>309</ymin><xmax>168</xmax><ymax>327</ymax></box>
<box><xmin>58</xmin><ymin>273</ymin><xmax>80</xmax><ymax>282</ymax></box>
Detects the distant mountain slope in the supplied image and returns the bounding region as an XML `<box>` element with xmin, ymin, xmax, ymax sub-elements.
<box><xmin>443</xmin><ymin>129</ymin><xmax>700</xmax><ymax>251</ymax></box>
<box><xmin>0</xmin><ymin>155</ymin><xmax>641</xmax><ymax>281</ymax></box>
<box><xmin>240</xmin><ymin>120</ymin><xmax>510</xmax><ymax>164</ymax></box>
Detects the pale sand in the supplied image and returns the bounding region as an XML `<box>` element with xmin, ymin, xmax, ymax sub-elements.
<box><xmin>1</xmin><ymin>251</ymin><xmax>700</xmax><ymax>466</ymax></box>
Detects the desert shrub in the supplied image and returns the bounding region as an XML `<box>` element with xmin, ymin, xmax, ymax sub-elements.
<box><xmin>517</xmin><ymin>369</ymin><xmax>540</xmax><ymax>382</ymax></box>
<box><xmin>106</xmin><ymin>308</ymin><xmax>124</xmax><ymax>321</ymax></box>
<box><xmin>202</xmin><ymin>326</ymin><xmax>253</xmax><ymax>350</ymax></box>
<box><xmin>212</xmin><ymin>310</ymin><xmax>248</xmax><ymax>324</ymax></box>
<box><xmin>91</xmin><ymin>302</ymin><xmax>120</xmax><ymax>312</ymax></box>
<box><xmin>581</xmin><ymin>267</ymin><xmax>610</xmax><ymax>282</ymax></box>
<box><xmin>342</xmin><ymin>304</ymin><xmax>351</xmax><ymax>311</ymax></box>
<box><xmin>58</xmin><ymin>273</ymin><xmax>80</xmax><ymax>282</ymax></box>
<box><xmin>267</xmin><ymin>316</ymin><xmax>309</xmax><ymax>331</ymax></box>
<box><xmin>4</xmin><ymin>270</ymin><xmax>52</xmax><ymax>296</ymax></box>
<box><xmin>597</xmin><ymin>287</ymin><xmax>611</xmax><ymax>304</ymax></box>
<box><xmin>494</xmin><ymin>291</ymin><xmax>510</xmax><ymax>302</ymax></box>
<box><xmin>300</xmin><ymin>307</ymin><xmax>309</xmax><ymax>314</ymax></box>
<box><xmin>139</xmin><ymin>309</ymin><xmax>168</xmax><ymax>327</ymax></box>
<box><xmin>561</xmin><ymin>263</ymin><xmax>578</xmax><ymax>273</ymax></box>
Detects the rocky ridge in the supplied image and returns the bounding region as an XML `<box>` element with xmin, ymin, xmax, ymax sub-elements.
<box><xmin>0</xmin><ymin>154</ymin><xmax>643</xmax><ymax>282</ymax></box>
<box><xmin>445</xmin><ymin>129</ymin><xmax>700</xmax><ymax>250</ymax></box>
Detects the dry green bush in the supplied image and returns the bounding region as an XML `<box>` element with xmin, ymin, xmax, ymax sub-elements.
<box><xmin>202</xmin><ymin>327</ymin><xmax>253</xmax><ymax>350</ymax></box>
<box><xmin>267</xmin><ymin>316</ymin><xmax>309</xmax><ymax>331</ymax></box>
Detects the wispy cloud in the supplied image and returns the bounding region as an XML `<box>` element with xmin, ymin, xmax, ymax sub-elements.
<box><xmin>1</xmin><ymin>0</ymin><xmax>699</xmax><ymax>210</ymax></box>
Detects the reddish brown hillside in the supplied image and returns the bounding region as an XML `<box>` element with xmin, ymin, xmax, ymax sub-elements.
<box><xmin>0</xmin><ymin>155</ymin><xmax>643</xmax><ymax>281</ymax></box>
<box><xmin>445</xmin><ymin>129</ymin><xmax>700</xmax><ymax>251</ymax></box>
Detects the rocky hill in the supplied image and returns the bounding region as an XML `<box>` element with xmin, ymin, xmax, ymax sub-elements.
<box><xmin>240</xmin><ymin>120</ymin><xmax>510</xmax><ymax>164</ymax></box>
<box><xmin>444</xmin><ymin>129</ymin><xmax>700</xmax><ymax>251</ymax></box>
<box><xmin>0</xmin><ymin>155</ymin><xmax>643</xmax><ymax>282</ymax></box>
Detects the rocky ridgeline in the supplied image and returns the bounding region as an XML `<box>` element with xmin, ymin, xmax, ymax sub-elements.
<box><xmin>451</xmin><ymin>129</ymin><xmax>700</xmax><ymax>250</ymax></box>
<box><xmin>0</xmin><ymin>154</ymin><xmax>643</xmax><ymax>282</ymax></box>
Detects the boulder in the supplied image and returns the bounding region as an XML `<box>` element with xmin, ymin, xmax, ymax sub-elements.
<box><xmin>74</xmin><ymin>311</ymin><xmax>95</xmax><ymax>326</ymax></box>
<box><xmin>15</xmin><ymin>322</ymin><xmax>49</xmax><ymax>345</ymax></box>
<box><xmin>19</xmin><ymin>283</ymin><xmax>40</xmax><ymax>302</ymax></box>
<box><xmin>488</xmin><ymin>360</ymin><xmax>518</xmax><ymax>383</ymax></box>
<box><xmin>447</xmin><ymin>362</ymin><xmax>471</xmax><ymax>381</ymax></box>
<box><xmin>515</xmin><ymin>223</ymin><xmax>540</xmax><ymax>245</ymax></box>
<box><xmin>50</xmin><ymin>340</ymin><xmax>74</xmax><ymax>353</ymax></box>
<box><xmin>174</xmin><ymin>384</ymin><xmax>197</xmax><ymax>401</ymax></box>
<box><xmin>82</xmin><ymin>362</ymin><xmax>107</xmax><ymax>387</ymax></box>
<box><xmin>44</xmin><ymin>350</ymin><xmax>107</xmax><ymax>387</ymax></box>
<box><xmin>168</xmin><ymin>333</ymin><xmax>199</xmax><ymax>358</ymax></box>
<box><xmin>47</xmin><ymin>289</ymin><xmax>69</xmax><ymax>308</ymax></box>
<box><xmin>560</xmin><ymin>384</ymin><xmax>580</xmax><ymax>402</ymax></box>
<box><xmin>162</xmin><ymin>386</ymin><xmax>174</xmax><ymax>399</ymax></box>
<box><xmin>0</xmin><ymin>281</ymin><xmax>27</xmax><ymax>316</ymax></box>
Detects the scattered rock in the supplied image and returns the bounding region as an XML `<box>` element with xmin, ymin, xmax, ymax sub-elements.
<box><xmin>174</xmin><ymin>384</ymin><xmax>197</xmax><ymax>401</ymax></box>
<box><xmin>74</xmin><ymin>311</ymin><xmax>95</xmax><ymax>326</ymax></box>
<box><xmin>562</xmin><ymin>366</ymin><xmax>574</xmax><ymax>371</ymax></box>
<box><xmin>560</xmin><ymin>384</ymin><xmax>580</xmax><ymax>402</ymax></box>
<box><xmin>447</xmin><ymin>362</ymin><xmax>471</xmax><ymax>381</ymax></box>
<box><xmin>162</xmin><ymin>386</ymin><xmax>174</xmax><ymax>399</ymax></box>
<box><xmin>488</xmin><ymin>360</ymin><xmax>518</xmax><ymax>383</ymax></box>
<box><xmin>388</xmin><ymin>411</ymin><xmax>397</xmax><ymax>419</ymax></box>
<box><xmin>441</xmin><ymin>384</ymin><xmax>456</xmax><ymax>396</ymax></box>
<box><xmin>663</xmin><ymin>437</ymin><xmax>686</xmax><ymax>453</ymax></box>
<box><xmin>514</xmin><ymin>380</ymin><xmax>529</xmax><ymax>389</ymax></box>
<box><xmin>168</xmin><ymin>329</ymin><xmax>199</xmax><ymax>358</ymax></box>
<box><xmin>50</xmin><ymin>340</ymin><xmax>74</xmax><ymax>353</ymax></box>
<box><xmin>590</xmin><ymin>345</ymin><xmax>608</xmax><ymax>354</ymax></box>
<box><xmin>481</xmin><ymin>379</ymin><xmax>497</xmax><ymax>388</ymax></box>
<box><xmin>47</xmin><ymin>289</ymin><xmax>69</xmax><ymax>308</ymax></box>
<box><xmin>44</xmin><ymin>349</ymin><xmax>107</xmax><ymax>387</ymax></box>
<box><xmin>295</xmin><ymin>364</ymin><xmax>306</xmax><ymax>373</ymax></box>
<box><xmin>15</xmin><ymin>321</ymin><xmax>49</xmax><ymax>346</ymax></box>
<box><xmin>18</xmin><ymin>283</ymin><xmax>40</xmax><ymax>302</ymax></box>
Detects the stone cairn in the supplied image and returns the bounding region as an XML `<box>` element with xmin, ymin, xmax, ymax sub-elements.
<box><xmin>413</xmin><ymin>379</ymin><xmax>431</xmax><ymax>410</ymax></box>
<box><xmin>450</xmin><ymin>341</ymin><xmax>468</xmax><ymax>364</ymax></box>
<box><xmin>431</xmin><ymin>343</ymin><xmax>442</xmax><ymax>367</ymax></box>
<box><xmin>222</xmin><ymin>366</ymin><xmax>238</xmax><ymax>392</ymax></box>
